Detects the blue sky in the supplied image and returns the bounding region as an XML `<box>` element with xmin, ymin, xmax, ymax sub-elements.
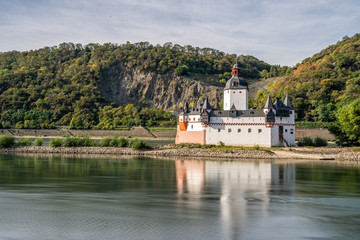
<box><xmin>0</xmin><ymin>0</ymin><xmax>359</xmax><ymax>65</ymax></box>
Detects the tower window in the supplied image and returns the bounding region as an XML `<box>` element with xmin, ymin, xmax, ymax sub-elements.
<box><xmin>238</xmin><ymin>129</ymin><xmax>241</xmax><ymax>133</ymax></box>
<box><xmin>248</xmin><ymin>128</ymin><xmax>252</xmax><ymax>133</ymax></box>
<box><xmin>258</xmin><ymin>129</ymin><xmax>262</xmax><ymax>133</ymax></box>
<box><xmin>228</xmin><ymin>129</ymin><xmax>231</xmax><ymax>133</ymax></box>
<box><xmin>191</xmin><ymin>125</ymin><xmax>193</xmax><ymax>129</ymax></box>
<box><xmin>218</xmin><ymin>129</ymin><xmax>221</xmax><ymax>133</ymax></box>
<box><xmin>239</xmin><ymin>91</ymin><xmax>242</xmax><ymax>93</ymax></box>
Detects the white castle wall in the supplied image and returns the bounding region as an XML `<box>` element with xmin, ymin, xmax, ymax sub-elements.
<box><xmin>206</xmin><ymin>116</ymin><xmax>272</xmax><ymax>147</ymax></box>
<box><xmin>186</xmin><ymin>114</ymin><xmax>203</xmax><ymax>131</ymax></box>
<box><xmin>224</xmin><ymin>89</ymin><xmax>248</xmax><ymax>110</ymax></box>
<box><xmin>270</xmin><ymin>111</ymin><xmax>296</xmax><ymax>146</ymax></box>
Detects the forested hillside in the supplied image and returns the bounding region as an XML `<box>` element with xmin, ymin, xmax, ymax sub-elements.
<box><xmin>255</xmin><ymin>34</ymin><xmax>360</xmax><ymax>122</ymax></box>
<box><xmin>0</xmin><ymin>42</ymin><xmax>274</xmax><ymax>129</ymax></box>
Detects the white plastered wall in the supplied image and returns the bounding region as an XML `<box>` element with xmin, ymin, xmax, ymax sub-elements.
<box><xmin>206</xmin><ymin>116</ymin><xmax>272</xmax><ymax>147</ymax></box>
<box><xmin>186</xmin><ymin>114</ymin><xmax>203</xmax><ymax>131</ymax></box>
<box><xmin>224</xmin><ymin>89</ymin><xmax>248</xmax><ymax>110</ymax></box>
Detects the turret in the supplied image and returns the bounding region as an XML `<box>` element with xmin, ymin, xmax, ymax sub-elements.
<box><xmin>264</xmin><ymin>95</ymin><xmax>275</xmax><ymax>123</ymax></box>
<box><xmin>202</xmin><ymin>94</ymin><xmax>212</xmax><ymax>113</ymax></box>
<box><xmin>284</xmin><ymin>93</ymin><xmax>294</xmax><ymax>109</ymax></box>
<box><xmin>263</xmin><ymin>95</ymin><xmax>274</xmax><ymax>114</ymax></box>
<box><xmin>223</xmin><ymin>62</ymin><xmax>248</xmax><ymax>110</ymax></box>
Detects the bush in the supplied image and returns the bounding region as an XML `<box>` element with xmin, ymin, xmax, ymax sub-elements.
<box><xmin>62</xmin><ymin>136</ymin><xmax>77</xmax><ymax>147</ymax></box>
<box><xmin>99</xmin><ymin>136</ymin><xmax>112</xmax><ymax>147</ymax></box>
<box><xmin>17</xmin><ymin>138</ymin><xmax>31</xmax><ymax>146</ymax></box>
<box><xmin>0</xmin><ymin>134</ymin><xmax>15</xmax><ymax>148</ymax></box>
<box><xmin>109</xmin><ymin>136</ymin><xmax>120</xmax><ymax>147</ymax></box>
<box><xmin>118</xmin><ymin>136</ymin><xmax>129</xmax><ymax>147</ymax></box>
<box><xmin>34</xmin><ymin>138</ymin><xmax>43</xmax><ymax>146</ymax></box>
<box><xmin>131</xmin><ymin>139</ymin><xmax>150</xmax><ymax>150</ymax></box>
<box><xmin>78</xmin><ymin>135</ymin><xmax>95</xmax><ymax>147</ymax></box>
<box><xmin>50</xmin><ymin>138</ymin><xmax>63</xmax><ymax>148</ymax></box>
<box><xmin>99</xmin><ymin>136</ymin><xmax>129</xmax><ymax>147</ymax></box>
<box><xmin>128</xmin><ymin>138</ymin><xmax>139</xmax><ymax>148</ymax></box>
<box><xmin>254</xmin><ymin>144</ymin><xmax>260</xmax><ymax>150</ymax></box>
<box><xmin>297</xmin><ymin>137</ymin><xmax>313</xmax><ymax>146</ymax></box>
<box><xmin>314</xmin><ymin>137</ymin><xmax>328</xmax><ymax>147</ymax></box>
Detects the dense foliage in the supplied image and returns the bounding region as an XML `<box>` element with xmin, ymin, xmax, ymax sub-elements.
<box><xmin>48</xmin><ymin>135</ymin><xmax>151</xmax><ymax>150</ymax></box>
<box><xmin>0</xmin><ymin>42</ymin><xmax>272</xmax><ymax>129</ymax></box>
<box><xmin>329</xmin><ymin>98</ymin><xmax>360</xmax><ymax>146</ymax></box>
<box><xmin>0</xmin><ymin>134</ymin><xmax>15</xmax><ymax>148</ymax></box>
<box><xmin>255</xmin><ymin>34</ymin><xmax>360</xmax><ymax>122</ymax></box>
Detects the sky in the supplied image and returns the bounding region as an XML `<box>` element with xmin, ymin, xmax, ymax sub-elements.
<box><xmin>0</xmin><ymin>0</ymin><xmax>359</xmax><ymax>66</ymax></box>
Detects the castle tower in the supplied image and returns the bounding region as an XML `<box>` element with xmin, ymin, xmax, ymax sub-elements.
<box><xmin>223</xmin><ymin>63</ymin><xmax>248</xmax><ymax>110</ymax></box>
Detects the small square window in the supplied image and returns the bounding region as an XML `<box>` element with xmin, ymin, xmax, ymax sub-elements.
<box><xmin>218</xmin><ymin>129</ymin><xmax>221</xmax><ymax>132</ymax></box>
<box><xmin>228</xmin><ymin>129</ymin><xmax>232</xmax><ymax>133</ymax></box>
<box><xmin>248</xmin><ymin>128</ymin><xmax>251</xmax><ymax>133</ymax></box>
<box><xmin>238</xmin><ymin>129</ymin><xmax>241</xmax><ymax>133</ymax></box>
<box><xmin>285</xmin><ymin>129</ymin><xmax>288</xmax><ymax>132</ymax></box>
<box><xmin>258</xmin><ymin>129</ymin><xmax>262</xmax><ymax>133</ymax></box>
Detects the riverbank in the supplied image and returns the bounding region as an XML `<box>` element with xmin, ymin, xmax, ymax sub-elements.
<box><xmin>1</xmin><ymin>146</ymin><xmax>359</xmax><ymax>162</ymax></box>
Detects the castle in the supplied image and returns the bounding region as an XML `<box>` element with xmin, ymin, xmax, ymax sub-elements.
<box><xmin>175</xmin><ymin>63</ymin><xmax>295</xmax><ymax>147</ymax></box>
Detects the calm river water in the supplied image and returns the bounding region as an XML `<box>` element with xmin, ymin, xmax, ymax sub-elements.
<box><xmin>0</xmin><ymin>154</ymin><xmax>359</xmax><ymax>240</ymax></box>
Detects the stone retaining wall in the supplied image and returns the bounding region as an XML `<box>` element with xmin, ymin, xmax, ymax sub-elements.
<box><xmin>2</xmin><ymin>128</ymin><xmax>335</xmax><ymax>141</ymax></box>
<box><xmin>296</xmin><ymin>128</ymin><xmax>334</xmax><ymax>140</ymax></box>
<box><xmin>0</xmin><ymin>127</ymin><xmax>156</xmax><ymax>138</ymax></box>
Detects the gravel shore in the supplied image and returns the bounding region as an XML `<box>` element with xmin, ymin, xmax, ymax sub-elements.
<box><xmin>1</xmin><ymin>146</ymin><xmax>359</xmax><ymax>162</ymax></box>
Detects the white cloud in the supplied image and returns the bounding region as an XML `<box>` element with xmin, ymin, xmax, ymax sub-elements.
<box><xmin>0</xmin><ymin>0</ymin><xmax>359</xmax><ymax>65</ymax></box>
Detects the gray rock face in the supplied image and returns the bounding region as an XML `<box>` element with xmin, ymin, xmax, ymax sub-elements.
<box><xmin>99</xmin><ymin>64</ymin><xmax>223</xmax><ymax>109</ymax></box>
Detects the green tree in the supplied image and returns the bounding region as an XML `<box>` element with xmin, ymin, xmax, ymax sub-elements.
<box><xmin>175</xmin><ymin>65</ymin><xmax>189</xmax><ymax>76</ymax></box>
<box><xmin>329</xmin><ymin>98</ymin><xmax>360</xmax><ymax>146</ymax></box>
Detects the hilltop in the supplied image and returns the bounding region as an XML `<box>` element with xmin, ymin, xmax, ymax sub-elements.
<box><xmin>255</xmin><ymin>34</ymin><xmax>360</xmax><ymax>121</ymax></box>
<box><xmin>0</xmin><ymin>42</ymin><xmax>276</xmax><ymax>129</ymax></box>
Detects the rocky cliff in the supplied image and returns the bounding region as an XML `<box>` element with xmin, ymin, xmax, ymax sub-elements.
<box><xmin>99</xmin><ymin>63</ymin><xmax>224</xmax><ymax>109</ymax></box>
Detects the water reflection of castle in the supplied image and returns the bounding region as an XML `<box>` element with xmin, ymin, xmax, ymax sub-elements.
<box><xmin>175</xmin><ymin>160</ymin><xmax>296</xmax><ymax>237</ymax></box>
<box><xmin>175</xmin><ymin>160</ymin><xmax>296</xmax><ymax>195</ymax></box>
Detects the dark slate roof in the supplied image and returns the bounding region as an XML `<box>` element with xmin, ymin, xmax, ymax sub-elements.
<box><xmin>188</xmin><ymin>107</ymin><xmax>202</xmax><ymax>115</ymax></box>
<box><xmin>273</xmin><ymin>100</ymin><xmax>288</xmax><ymax>109</ymax></box>
<box><xmin>284</xmin><ymin>94</ymin><xmax>294</xmax><ymax>109</ymax></box>
<box><xmin>202</xmin><ymin>95</ymin><xmax>212</xmax><ymax>111</ymax></box>
<box><xmin>210</xmin><ymin>109</ymin><xmax>265</xmax><ymax>118</ymax></box>
<box><xmin>183</xmin><ymin>102</ymin><xmax>189</xmax><ymax>112</ymax></box>
<box><xmin>224</xmin><ymin>76</ymin><xmax>248</xmax><ymax>90</ymax></box>
<box><xmin>264</xmin><ymin>95</ymin><xmax>273</xmax><ymax>109</ymax></box>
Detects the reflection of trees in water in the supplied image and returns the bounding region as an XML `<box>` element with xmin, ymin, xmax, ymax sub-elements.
<box><xmin>0</xmin><ymin>155</ymin><xmax>176</xmax><ymax>192</ymax></box>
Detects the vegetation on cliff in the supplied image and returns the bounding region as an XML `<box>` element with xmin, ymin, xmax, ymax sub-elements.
<box><xmin>255</xmin><ymin>34</ymin><xmax>360</xmax><ymax>122</ymax></box>
<box><xmin>0</xmin><ymin>42</ymin><xmax>274</xmax><ymax>129</ymax></box>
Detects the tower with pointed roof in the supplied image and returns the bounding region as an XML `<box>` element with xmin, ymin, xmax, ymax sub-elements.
<box><xmin>223</xmin><ymin>63</ymin><xmax>248</xmax><ymax>110</ymax></box>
